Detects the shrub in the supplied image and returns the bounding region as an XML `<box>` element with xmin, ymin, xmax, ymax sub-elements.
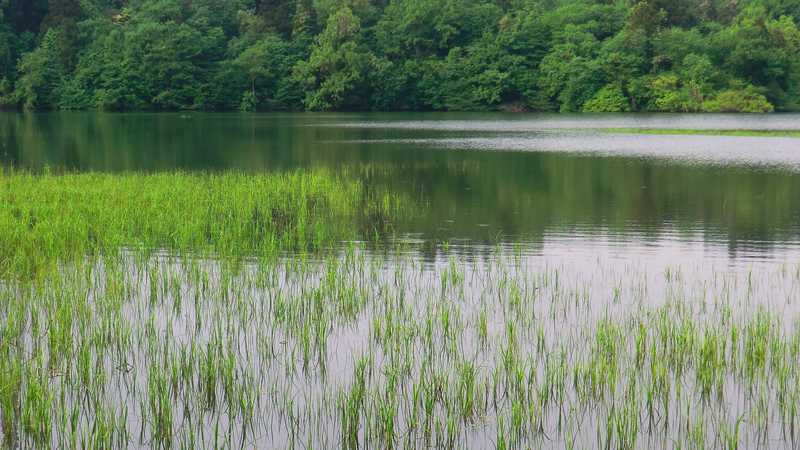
<box><xmin>702</xmin><ymin>85</ymin><xmax>774</xmax><ymax>113</ymax></box>
<box><xmin>582</xmin><ymin>84</ymin><xmax>630</xmax><ymax>112</ymax></box>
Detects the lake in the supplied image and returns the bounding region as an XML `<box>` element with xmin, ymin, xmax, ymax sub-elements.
<box><xmin>3</xmin><ymin>112</ymin><xmax>800</xmax><ymax>265</ymax></box>
<box><xmin>3</xmin><ymin>112</ymin><xmax>800</xmax><ymax>449</ymax></box>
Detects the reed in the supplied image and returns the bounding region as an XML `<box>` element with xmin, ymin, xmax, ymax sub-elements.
<box><xmin>0</xmin><ymin>169</ymin><xmax>798</xmax><ymax>449</ymax></box>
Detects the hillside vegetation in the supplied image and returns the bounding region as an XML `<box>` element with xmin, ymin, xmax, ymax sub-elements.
<box><xmin>0</xmin><ymin>0</ymin><xmax>798</xmax><ymax>112</ymax></box>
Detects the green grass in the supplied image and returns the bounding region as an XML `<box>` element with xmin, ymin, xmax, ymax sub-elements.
<box><xmin>1</xmin><ymin>169</ymin><xmax>799</xmax><ymax>449</ymax></box>
<box><xmin>0</xmin><ymin>168</ymin><xmax>409</xmax><ymax>278</ymax></box>
<box><xmin>600</xmin><ymin>128</ymin><xmax>800</xmax><ymax>137</ymax></box>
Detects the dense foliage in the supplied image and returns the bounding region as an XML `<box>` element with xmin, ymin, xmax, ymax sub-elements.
<box><xmin>1</xmin><ymin>0</ymin><xmax>799</xmax><ymax>112</ymax></box>
<box><xmin>0</xmin><ymin>168</ymin><xmax>409</xmax><ymax>277</ymax></box>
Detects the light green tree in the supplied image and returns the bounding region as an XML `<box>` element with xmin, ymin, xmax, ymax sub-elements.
<box><xmin>293</xmin><ymin>6</ymin><xmax>374</xmax><ymax>110</ymax></box>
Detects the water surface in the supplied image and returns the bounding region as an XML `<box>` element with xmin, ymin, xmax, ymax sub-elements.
<box><xmin>2</xmin><ymin>112</ymin><xmax>800</xmax><ymax>266</ymax></box>
<box><xmin>4</xmin><ymin>112</ymin><xmax>800</xmax><ymax>449</ymax></box>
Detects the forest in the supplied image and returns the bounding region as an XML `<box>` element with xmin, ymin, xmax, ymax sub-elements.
<box><xmin>0</xmin><ymin>0</ymin><xmax>799</xmax><ymax>112</ymax></box>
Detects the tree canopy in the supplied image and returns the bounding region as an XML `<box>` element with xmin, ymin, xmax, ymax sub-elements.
<box><xmin>1</xmin><ymin>0</ymin><xmax>798</xmax><ymax>112</ymax></box>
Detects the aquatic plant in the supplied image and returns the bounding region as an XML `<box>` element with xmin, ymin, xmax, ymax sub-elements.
<box><xmin>0</xmin><ymin>169</ymin><xmax>410</xmax><ymax>278</ymax></box>
<box><xmin>0</xmin><ymin>170</ymin><xmax>798</xmax><ymax>449</ymax></box>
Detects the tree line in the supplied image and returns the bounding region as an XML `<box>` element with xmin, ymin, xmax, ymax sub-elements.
<box><xmin>1</xmin><ymin>0</ymin><xmax>799</xmax><ymax>112</ymax></box>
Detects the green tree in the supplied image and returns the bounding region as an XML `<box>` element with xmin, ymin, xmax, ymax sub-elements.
<box><xmin>2</xmin><ymin>0</ymin><xmax>800</xmax><ymax>112</ymax></box>
<box><xmin>647</xmin><ymin>73</ymin><xmax>699</xmax><ymax>111</ymax></box>
<box><xmin>582</xmin><ymin>84</ymin><xmax>630</xmax><ymax>112</ymax></box>
<box><xmin>13</xmin><ymin>28</ymin><xmax>64</xmax><ymax>109</ymax></box>
<box><xmin>233</xmin><ymin>35</ymin><xmax>303</xmax><ymax>110</ymax></box>
<box><xmin>713</xmin><ymin>5</ymin><xmax>800</xmax><ymax>109</ymax></box>
<box><xmin>422</xmin><ymin>43</ymin><xmax>510</xmax><ymax>110</ymax></box>
<box><xmin>679</xmin><ymin>53</ymin><xmax>718</xmax><ymax>104</ymax></box>
<box><xmin>293</xmin><ymin>6</ymin><xmax>375</xmax><ymax>110</ymax></box>
<box><xmin>703</xmin><ymin>84</ymin><xmax>774</xmax><ymax>112</ymax></box>
<box><xmin>496</xmin><ymin>9</ymin><xmax>552</xmax><ymax>108</ymax></box>
<box><xmin>537</xmin><ymin>28</ymin><xmax>604</xmax><ymax>111</ymax></box>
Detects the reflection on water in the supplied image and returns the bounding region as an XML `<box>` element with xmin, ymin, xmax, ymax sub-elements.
<box><xmin>2</xmin><ymin>112</ymin><xmax>800</xmax><ymax>264</ymax></box>
<box><xmin>408</xmin><ymin>229</ymin><xmax>800</xmax><ymax>268</ymax></box>
<box><xmin>4</xmin><ymin>112</ymin><xmax>800</xmax><ymax>448</ymax></box>
<box><xmin>344</xmin><ymin>134</ymin><xmax>800</xmax><ymax>170</ymax></box>
<box><xmin>327</xmin><ymin>113</ymin><xmax>800</xmax><ymax>131</ymax></box>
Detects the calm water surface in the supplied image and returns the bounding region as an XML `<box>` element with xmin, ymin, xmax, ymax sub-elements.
<box><xmin>5</xmin><ymin>112</ymin><xmax>800</xmax><ymax>449</ymax></box>
<box><xmin>2</xmin><ymin>112</ymin><xmax>800</xmax><ymax>266</ymax></box>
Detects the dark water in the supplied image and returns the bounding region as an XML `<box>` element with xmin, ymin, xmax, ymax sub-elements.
<box><xmin>3</xmin><ymin>112</ymin><xmax>800</xmax><ymax>264</ymax></box>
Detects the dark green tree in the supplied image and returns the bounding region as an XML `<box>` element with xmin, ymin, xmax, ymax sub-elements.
<box><xmin>293</xmin><ymin>6</ymin><xmax>375</xmax><ymax>110</ymax></box>
<box><xmin>2</xmin><ymin>0</ymin><xmax>800</xmax><ymax>112</ymax></box>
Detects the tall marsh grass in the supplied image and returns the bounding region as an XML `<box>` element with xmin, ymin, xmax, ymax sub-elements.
<box><xmin>0</xmin><ymin>169</ymin><xmax>407</xmax><ymax>277</ymax></box>
<box><xmin>1</xmin><ymin>169</ymin><xmax>799</xmax><ymax>449</ymax></box>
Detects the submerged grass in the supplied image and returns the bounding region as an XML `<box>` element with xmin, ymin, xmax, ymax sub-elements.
<box><xmin>599</xmin><ymin>128</ymin><xmax>800</xmax><ymax>138</ymax></box>
<box><xmin>1</xmin><ymin>169</ymin><xmax>800</xmax><ymax>449</ymax></box>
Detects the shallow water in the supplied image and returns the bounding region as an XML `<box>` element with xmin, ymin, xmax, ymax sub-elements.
<box><xmin>5</xmin><ymin>249</ymin><xmax>800</xmax><ymax>449</ymax></box>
